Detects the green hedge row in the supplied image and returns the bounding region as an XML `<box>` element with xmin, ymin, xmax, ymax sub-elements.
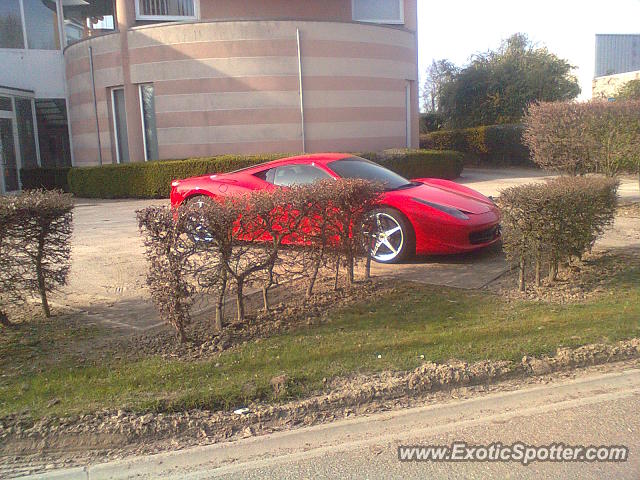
<box><xmin>420</xmin><ymin>124</ymin><xmax>533</xmax><ymax>167</ymax></box>
<box><xmin>19</xmin><ymin>150</ymin><xmax>464</xmax><ymax>199</ymax></box>
<box><xmin>68</xmin><ymin>155</ymin><xmax>284</xmax><ymax>199</ymax></box>
<box><xmin>363</xmin><ymin>149</ymin><xmax>463</xmax><ymax>180</ymax></box>
<box><xmin>20</xmin><ymin>167</ymin><xmax>72</xmax><ymax>192</ymax></box>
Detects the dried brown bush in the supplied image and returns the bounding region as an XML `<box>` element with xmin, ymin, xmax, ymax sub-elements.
<box><xmin>524</xmin><ymin>100</ymin><xmax>640</xmax><ymax>178</ymax></box>
<box><xmin>140</xmin><ymin>180</ymin><xmax>384</xmax><ymax>339</ymax></box>
<box><xmin>0</xmin><ymin>198</ymin><xmax>23</xmax><ymax>327</ymax></box>
<box><xmin>499</xmin><ymin>176</ymin><xmax>618</xmax><ymax>291</ymax></box>
<box><xmin>192</xmin><ymin>185</ymin><xmax>325</xmax><ymax>324</ymax></box>
<box><xmin>0</xmin><ymin>190</ymin><xmax>73</xmax><ymax>319</ymax></box>
<box><xmin>321</xmin><ymin>179</ymin><xmax>384</xmax><ymax>287</ymax></box>
<box><xmin>138</xmin><ymin>206</ymin><xmax>199</xmax><ymax>342</ymax></box>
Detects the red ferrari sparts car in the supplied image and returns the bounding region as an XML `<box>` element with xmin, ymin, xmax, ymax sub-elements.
<box><xmin>170</xmin><ymin>153</ymin><xmax>501</xmax><ymax>263</ymax></box>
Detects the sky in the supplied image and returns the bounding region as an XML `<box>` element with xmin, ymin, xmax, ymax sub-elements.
<box><xmin>417</xmin><ymin>0</ymin><xmax>640</xmax><ymax>101</ymax></box>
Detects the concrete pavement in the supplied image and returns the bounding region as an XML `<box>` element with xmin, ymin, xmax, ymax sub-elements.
<box><xmin>26</xmin><ymin>363</ymin><xmax>640</xmax><ymax>479</ymax></box>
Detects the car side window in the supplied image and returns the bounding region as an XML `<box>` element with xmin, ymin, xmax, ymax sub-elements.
<box><xmin>253</xmin><ymin>169</ymin><xmax>273</xmax><ymax>183</ymax></box>
<box><xmin>270</xmin><ymin>164</ymin><xmax>332</xmax><ymax>187</ymax></box>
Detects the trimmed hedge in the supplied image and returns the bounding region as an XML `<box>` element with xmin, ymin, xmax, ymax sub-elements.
<box><xmin>363</xmin><ymin>149</ymin><xmax>463</xmax><ymax>180</ymax></box>
<box><xmin>419</xmin><ymin>112</ymin><xmax>445</xmax><ymax>133</ymax></box>
<box><xmin>420</xmin><ymin>124</ymin><xmax>532</xmax><ymax>167</ymax></box>
<box><xmin>20</xmin><ymin>167</ymin><xmax>72</xmax><ymax>192</ymax></box>
<box><xmin>499</xmin><ymin>176</ymin><xmax>618</xmax><ymax>291</ymax></box>
<box><xmin>67</xmin><ymin>155</ymin><xmax>283</xmax><ymax>199</ymax></box>
<box><xmin>19</xmin><ymin>150</ymin><xmax>464</xmax><ymax>199</ymax></box>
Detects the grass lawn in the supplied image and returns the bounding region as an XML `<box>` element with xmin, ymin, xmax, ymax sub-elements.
<box><xmin>1</xmin><ymin>265</ymin><xmax>639</xmax><ymax>420</ymax></box>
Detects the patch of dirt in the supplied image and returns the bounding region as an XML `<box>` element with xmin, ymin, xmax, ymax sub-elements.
<box><xmin>617</xmin><ymin>201</ymin><xmax>640</xmax><ymax>218</ymax></box>
<box><xmin>486</xmin><ymin>248</ymin><xmax>640</xmax><ymax>303</ymax></box>
<box><xmin>1</xmin><ymin>339</ymin><xmax>639</xmax><ymax>477</ymax></box>
<box><xmin>121</xmin><ymin>277</ymin><xmax>393</xmax><ymax>360</ymax></box>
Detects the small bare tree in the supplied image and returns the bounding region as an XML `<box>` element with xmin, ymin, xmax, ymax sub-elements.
<box><xmin>322</xmin><ymin>179</ymin><xmax>384</xmax><ymax>287</ymax></box>
<box><xmin>183</xmin><ymin>197</ymin><xmax>232</xmax><ymax>332</ymax></box>
<box><xmin>138</xmin><ymin>205</ymin><xmax>198</xmax><ymax>343</ymax></box>
<box><xmin>0</xmin><ymin>197</ymin><xmax>24</xmax><ymax>327</ymax></box>
<box><xmin>4</xmin><ymin>190</ymin><xmax>74</xmax><ymax>318</ymax></box>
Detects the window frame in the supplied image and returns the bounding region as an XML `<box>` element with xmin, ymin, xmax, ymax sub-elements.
<box><xmin>351</xmin><ymin>0</ymin><xmax>405</xmax><ymax>25</ymax></box>
<box><xmin>111</xmin><ymin>87</ymin><xmax>128</xmax><ymax>164</ymax></box>
<box><xmin>260</xmin><ymin>163</ymin><xmax>334</xmax><ymax>188</ymax></box>
<box><xmin>138</xmin><ymin>83</ymin><xmax>158</xmax><ymax>162</ymax></box>
<box><xmin>0</xmin><ymin>0</ymin><xmax>70</xmax><ymax>52</ymax></box>
<box><xmin>135</xmin><ymin>0</ymin><xmax>199</xmax><ymax>22</ymax></box>
<box><xmin>0</xmin><ymin>88</ymin><xmax>41</xmax><ymax>193</ymax></box>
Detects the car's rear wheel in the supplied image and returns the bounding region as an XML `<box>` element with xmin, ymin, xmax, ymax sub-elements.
<box><xmin>363</xmin><ymin>208</ymin><xmax>414</xmax><ymax>263</ymax></box>
<box><xmin>184</xmin><ymin>195</ymin><xmax>215</xmax><ymax>243</ymax></box>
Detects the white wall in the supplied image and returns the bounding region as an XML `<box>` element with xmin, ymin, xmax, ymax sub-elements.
<box><xmin>0</xmin><ymin>49</ymin><xmax>66</xmax><ymax>98</ymax></box>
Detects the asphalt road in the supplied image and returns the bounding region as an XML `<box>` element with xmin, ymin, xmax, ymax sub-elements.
<box><xmin>35</xmin><ymin>364</ymin><xmax>640</xmax><ymax>480</ymax></box>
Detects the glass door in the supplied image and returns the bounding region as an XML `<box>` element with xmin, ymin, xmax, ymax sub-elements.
<box><xmin>0</xmin><ymin>118</ymin><xmax>19</xmax><ymax>192</ymax></box>
<box><xmin>112</xmin><ymin>88</ymin><xmax>129</xmax><ymax>163</ymax></box>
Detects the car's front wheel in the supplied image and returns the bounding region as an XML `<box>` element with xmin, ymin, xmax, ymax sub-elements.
<box><xmin>363</xmin><ymin>208</ymin><xmax>414</xmax><ymax>263</ymax></box>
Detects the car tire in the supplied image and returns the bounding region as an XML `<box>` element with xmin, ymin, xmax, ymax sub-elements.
<box><xmin>184</xmin><ymin>195</ymin><xmax>215</xmax><ymax>243</ymax></box>
<box><xmin>364</xmin><ymin>207</ymin><xmax>414</xmax><ymax>264</ymax></box>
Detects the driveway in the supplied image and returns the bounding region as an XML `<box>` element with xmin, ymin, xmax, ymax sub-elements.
<box><xmin>51</xmin><ymin>168</ymin><xmax>640</xmax><ymax>332</ymax></box>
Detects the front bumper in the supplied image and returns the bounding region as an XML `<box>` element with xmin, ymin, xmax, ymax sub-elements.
<box><xmin>412</xmin><ymin>209</ymin><xmax>502</xmax><ymax>255</ymax></box>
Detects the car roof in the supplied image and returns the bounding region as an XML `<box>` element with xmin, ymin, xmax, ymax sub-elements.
<box><xmin>231</xmin><ymin>153</ymin><xmax>355</xmax><ymax>175</ymax></box>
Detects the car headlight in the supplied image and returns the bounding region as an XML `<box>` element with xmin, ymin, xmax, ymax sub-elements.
<box><xmin>412</xmin><ymin>198</ymin><xmax>469</xmax><ymax>220</ymax></box>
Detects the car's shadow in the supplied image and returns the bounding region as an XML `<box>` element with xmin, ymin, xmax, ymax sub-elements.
<box><xmin>397</xmin><ymin>241</ymin><xmax>505</xmax><ymax>266</ymax></box>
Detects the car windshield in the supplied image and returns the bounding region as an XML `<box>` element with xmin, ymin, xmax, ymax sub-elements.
<box><xmin>327</xmin><ymin>157</ymin><xmax>413</xmax><ymax>190</ymax></box>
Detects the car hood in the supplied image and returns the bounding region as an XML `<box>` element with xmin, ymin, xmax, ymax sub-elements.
<box><xmin>391</xmin><ymin>181</ymin><xmax>493</xmax><ymax>215</ymax></box>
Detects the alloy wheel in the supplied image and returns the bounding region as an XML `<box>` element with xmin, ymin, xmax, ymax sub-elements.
<box><xmin>364</xmin><ymin>212</ymin><xmax>405</xmax><ymax>262</ymax></box>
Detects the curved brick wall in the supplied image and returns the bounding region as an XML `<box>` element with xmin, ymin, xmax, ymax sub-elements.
<box><xmin>65</xmin><ymin>20</ymin><xmax>418</xmax><ymax>165</ymax></box>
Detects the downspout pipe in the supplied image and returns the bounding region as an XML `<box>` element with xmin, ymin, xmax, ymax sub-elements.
<box><xmin>88</xmin><ymin>45</ymin><xmax>103</xmax><ymax>166</ymax></box>
<box><xmin>296</xmin><ymin>28</ymin><xmax>306</xmax><ymax>153</ymax></box>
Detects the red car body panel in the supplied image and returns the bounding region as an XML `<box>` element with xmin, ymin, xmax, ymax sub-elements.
<box><xmin>170</xmin><ymin>153</ymin><xmax>501</xmax><ymax>256</ymax></box>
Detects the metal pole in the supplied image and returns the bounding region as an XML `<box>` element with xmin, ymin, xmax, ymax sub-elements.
<box><xmin>88</xmin><ymin>45</ymin><xmax>103</xmax><ymax>165</ymax></box>
<box><xmin>296</xmin><ymin>28</ymin><xmax>306</xmax><ymax>153</ymax></box>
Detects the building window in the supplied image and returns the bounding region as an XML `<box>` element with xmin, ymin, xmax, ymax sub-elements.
<box><xmin>111</xmin><ymin>88</ymin><xmax>129</xmax><ymax>164</ymax></box>
<box><xmin>139</xmin><ymin>84</ymin><xmax>158</xmax><ymax>161</ymax></box>
<box><xmin>0</xmin><ymin>97</ymin><xmax>13</xmax><ymax>112</ymax></box>
<box><xmin>35</xmin><ymin>99</ymin><xmax>71</xmax><ymax>168</ymax></box>
<box><xmin>23</xmin><ymin>0</ymin><xmax>61</xmax><ymax>50</ymax></box>
<box><xmin>0</xmin><ymin>116</ymin><xmax>19</xmax><ymax>192</ymax></box>
<box><xmin>352</xmin><ymin>0</ymin><xmax>404</xmax><ymax>24</ymax></box>
<box><xmin>136</xmin><ymin>0</ymin><xmax>196</xmax><ymax>21</ymax></box>
<box><xmin>15</xmin><ymin>97</ymin><xmax>38</xmax><ymax>168</ymax></box>
<box><xmin>0</xmin><ymin>0</ymin><xmax>25</xmax><ymax>49</ymax></box>
<box><xmin>62</xmin><ymin>0</ymin><xmax>115</xmax><ymax>47</ymax></box>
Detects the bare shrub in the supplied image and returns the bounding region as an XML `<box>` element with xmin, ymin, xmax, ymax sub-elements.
<box><xmin>143</xmin><ymin>179</ymin><xmax>384</xmax><ymax>335</ymax></box>
<box><xmin>0</xmin><ymin>190</ymin><xmax>74</xmax><ymax>318</ymax></box>
<box><xmin>182</xmin><ymin>196</ymin><xmax>234</xmax><ymax>332</ymax></box>
<box><xmin>280</xmin><ymin>179</ymin><xmax>384</xmax><ymax>293</ymax></box>
<box><xmin>499</xmin><ymin>176</ymin><xmax>618</xmax><ymax>291</ymax></box>
<box><xmin>523</xmin><ymin>101</ymin><xmax>594</xmax><ymax>175</ymax></box>
<box><xmin>0</xmin><ymin>198</ymin><xmax>23</xmax><ymax>327</ymax></box>
<box><xmin>524</xmin><ymin>100</ymin><xmax>640</xmax><ymax>178</ymax></box>
<box><xmin>138</xmin><ymin>206</ymin><xmax>198</xmax><ymax>342</ymax></box>
<box><xmin>190</xmin><ymin>194</ymin><xmax>282</xmax><ymax>324</ymax></box>
<box><xmin>322</xmin><ymin>179</ymin><xmax>385</xmax><ymax>287</ymax></box>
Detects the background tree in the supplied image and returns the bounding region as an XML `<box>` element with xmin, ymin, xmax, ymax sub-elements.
<box><xmin>422</xmin><ymin>59</ymin><xmax>458</xmax><ymax>113</ymax></box>
<box><xmin>438</xmin><ymin>33</ymin><xmax>580</xmax><ymax>128</ymax></box>
<box><xmin>617</xmin><ymin>79</ymin><xmax>640</xmax><ymax>100</ymax></box>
